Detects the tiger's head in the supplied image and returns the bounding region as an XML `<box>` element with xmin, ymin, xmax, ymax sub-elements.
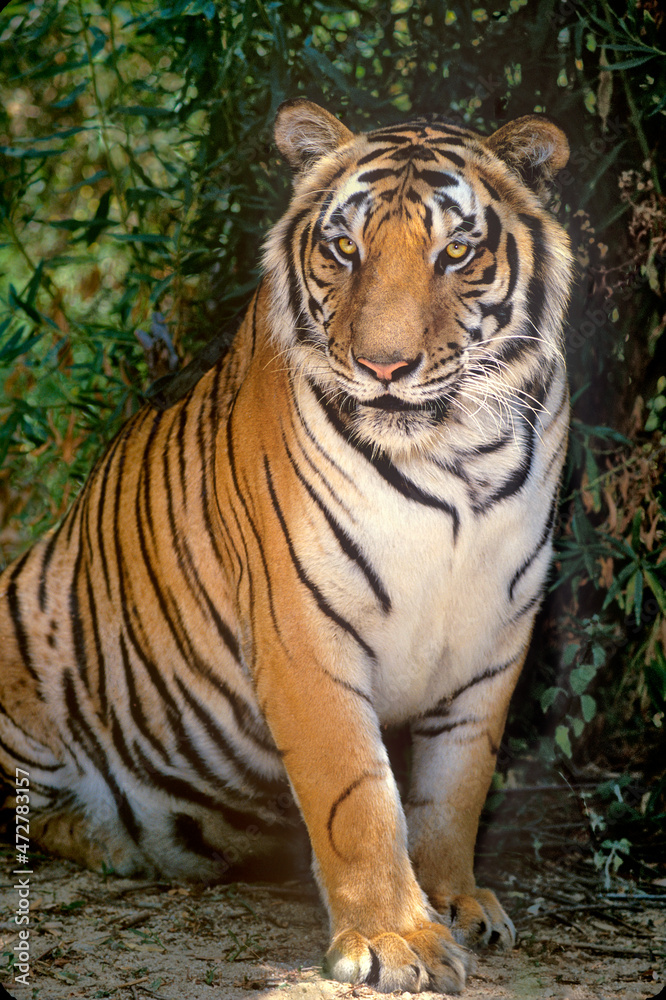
<box><xmin>264</xmin><ymin>99</ymin><xmax>573</xmax><ymax>457</ymax></box>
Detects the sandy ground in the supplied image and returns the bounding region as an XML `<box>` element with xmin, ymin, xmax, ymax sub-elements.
<box><xmin>1</xmin><ymin>841</ymin><xmax>665</xmax><ymax>1000</ymax></box>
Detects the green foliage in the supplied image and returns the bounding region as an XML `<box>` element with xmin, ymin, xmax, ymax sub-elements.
<box><xmin>0</xmin><ymin>0</ymin><xmax>664</xmax><ymax>863</ymax></box>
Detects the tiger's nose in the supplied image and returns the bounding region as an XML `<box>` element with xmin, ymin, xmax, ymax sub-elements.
<box><xmin>355</xmin><ymin>355</ymin><xmax>421</xmax><ymax>382</ymax></box>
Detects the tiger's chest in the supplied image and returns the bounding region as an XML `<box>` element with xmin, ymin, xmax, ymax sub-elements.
<box><xmin>287</xmin><ymin>420</ymin><xmax>553</xmax><ymax>726</ymax></box>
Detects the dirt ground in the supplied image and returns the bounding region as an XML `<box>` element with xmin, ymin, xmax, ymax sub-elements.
<box><xmin>1</xmin><ymin>830</ymin><xmax>665</xmax><ymax>1000</ymax></box>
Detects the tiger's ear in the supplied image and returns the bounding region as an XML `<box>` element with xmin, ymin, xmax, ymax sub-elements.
<box><xmin>274</xmin><ymin>99</ymin><xmax>354</xmax><ymax>172</ymax></box>
<box><xmin>485</xmin><ymin>115</ymin><xmax>569</xmax><ymax>200</ymax></box>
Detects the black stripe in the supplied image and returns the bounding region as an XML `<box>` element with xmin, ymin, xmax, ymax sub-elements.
<box><xmin>177</xmin><ymin>394</ymin><xmax>189</xmax><ymax>500</ymax></box>
<box><xmin>109</xmin><ymin>431</ymin><xmax>201</xmax><ymax>767</ymax></box>
<box><xmin>84</xmin><ymin>565</ymin><xmax>108</xmax><ymax>722</ymax></box>
<box><xmin>505</xmin><ymin>231</ymin><xmax>519</xmax><ymax>300</ymax></box>
<box><xmin>135</xmin><ymin>405</ymin><xmax>239</xmax><ymax>695</ymax></box>
<box><xmin>225</xmin><ymin>400</ymin><xmax>284</xmax><ymax>646</ymax></box>
<box><xmin>484</xmin><ymin>205</ymin><xmax>501</xmax><ymax>254</ymax></box>
<box><xmin>428</xmin><ymin>133</ymin><xmax>469</xmax><ymax>143</ymax></box>
<box><xmin>129</xmin><ymin>736</ymin><xmax>225</xmax><ymax>810</ymax></box>
<box><xmin>433</xmin><ymin>192</ymin><xmax>463</xmax><ymax>216</ymax></box>
<box><xmin>467</xmin><ymin>261</ymin><xmax>497</xmax><ymax>286</ymax></box>
<box><xmin>311</xmin><ymin>191</ymin><xmax>334</xmax><ymax>245</ymax></box>
<box><xmin>479</xmin><ymin>300</ymin><xmax>514</xmax><ymax>333</ymax></box>
<box><xmin>510</xmin><ymin>590</ymin><xmax>542</xmax><ymax>621</ymax></box>
<box><xmin>282</xmin><ymin>434</ymin><xmax>391</xmax><ymax>613</ymax></box>
<box><xmin>437</xmin><ymin>150</ymin><xmax>466</xmax><ymax>168</ymax></box>
<box><xmin>356</xmin><ymin>146</ymin><xmax>395</xmax><ymax>166</ymax></box>
<box><xmin>357</xmin><ymin>167</ymin><xmax>398</xmax><ymax>183</ymax></box>
<box><xmin>474</xmin><ymin>429</ymin><xmax>513</xmax><ymax>455</ymax></box>
<box><xmin>416</xmin><ymin>168</ymin><xmax>459</xmax><ymax>188</ymax></box>
<box><xmin>475</xmin><ymin>417</ymin><xmax>535</xmax><ymax>510</ymax></box>
<box><xmin>423</xmin><ymin>203</ymin><xmax>433</xmax><ymax>236</ymax></box>
<box><xmin>365</xmin><ymin>949</ymin><xmax>381</xmax><ymax>988</ymax></box>
<box><xmin>174</xmin><ymin>676</ymin><xmax>285</xmax><ymax>797</ymax></box>
<box><xmin>198</xmin><ymin>371</ymin><xmax>236</xmax><ymax>574</ymax></box>
<box><xmin>38</xmin><ymin>524</ymin><xmax>61</xmax><ymax>612</ymax></box>
<box><xmin>69</xmin><ymin>537</ymin><xmax>89</xmax><ymax>691</ymax></box>
<box><xmin>63</xmin><ymin>669</ymin><xmax>141</xmax><ymax>844</ymax></box>
<box><xmin>366</xmin><ymin>129</ymin><xmax>413</xmax><ymax>143</ymax></box>
<box><xmin>6</xmin><ymin>551</ymin><xmax>42</xmax><ymax>692</ymax></box>
<box><xmin>263</xmin><ymin>455</ymin><xmax>378</xmax><ymax>664</ymax></box>
<box><xmin>343</xmin><ymin>190</ymin><xmax>371</xmax><ymax>210</ymax></box>
<box><xmin>479</xmin><ymin>176</ymin><xmax>500</xmax><ymax>200</ymax></box>
<box><xmin>128</xmin><ymin>736</ymin><xmax>282</xmax><ymax>835</ymax></box>
<box><xmin>118</xmin><ymin>631</ymin><xmax>171</xmax><ymax>765</ymax></box>
<box><xmin>0</xmin><ymin>727</ymin><xmax>64</xmax><ymax>773</ymax></box>
<box><xmin>448</xmin><ymin>655</ymin><xmax>521</xmax><ymax>703</ymax></box>
<box><xmin>308</xmin><ymin>380</ymin><xmax>460</xmax><ymax>540</ymax></box>
<box><xmin>161</xmin><ymin>398</ymin><xmax>243</xmax><ymax>667</ymax></box>
<box><xmin>284</xmin><ymin>207</ymin><xmax>311</xmax><ymax>327</ymax></box>
<box><xmin>95</xmin><ymin>425</ymin><xmax>129</xmax><ymax>603</ymax></box>
<box><xmin>518</xmin><ymin>213</ymin><xmax>548</xmax><ymax>332</ymax></box>
<box><xmin>412</xmin><ymin>716</ymin><xmax>477</xmax><ymax>738</ymax></box>
<box><xmin>508</xmin><ymin>491</ymin><xmax>558</xmax><ymax>600</ymax></box>
<box><xmin>172</xmin><ymin>812</ymin><xmax>222</xmax><ymax>861</ymax></box>
<box><xmin>326</xmin><ymin>769</ymin><xmax>386</xmax><ymax>855</ymax></box>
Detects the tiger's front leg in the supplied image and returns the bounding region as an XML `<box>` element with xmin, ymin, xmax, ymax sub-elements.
<box><xmin>405</xmin><ymin>651</ymin><xmax>526</xmax><ymax>954</ymax></box>
<box><xmin>253</xmin><ymin>642</ymin><xmax>472</xmax><ymax>994</ymax></box>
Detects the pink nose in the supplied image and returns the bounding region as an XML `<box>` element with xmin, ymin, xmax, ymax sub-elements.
<box><xmin>356</xmin><ymin>358</ymin><xmax>411</xmax><ymax>382</ymax></box>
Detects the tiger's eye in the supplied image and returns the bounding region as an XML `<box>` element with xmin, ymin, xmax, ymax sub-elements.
<box><xmin>337</xmin><ymin>237</ymin><xmax>357</xmax><ymax>256</ymax></box>
<box><xmin>445</xmin><ymin>240</ymin><xmax>469</xmax><ymax>259</ymax></box>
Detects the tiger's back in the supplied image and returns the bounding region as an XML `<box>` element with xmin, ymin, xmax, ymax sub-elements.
<box><xmin>1</xmin><ymin>100</ymin><xmax>572</xmax><ymax>994</ymax></box>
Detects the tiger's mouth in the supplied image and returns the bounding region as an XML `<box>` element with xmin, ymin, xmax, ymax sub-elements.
<box><xmin>357</xmin><ymin>394</ymin><xmax>451</xmax><ymax>421</ymax></box>
<box><xmin>363</xmin><ymin>395</ymin><xmax>424</xmax><ymax>412</ymax></box>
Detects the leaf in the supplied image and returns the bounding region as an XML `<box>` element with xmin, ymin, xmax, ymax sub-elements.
<box><xmin>0</xmin><ymin>145</ymin><xmax>63</xmax><ymax>160</ymax></box>
<box><xmin>602</xmin><ymin>562</ymin><xmax>636</xmax><ymax>611</ymax></box>
<box><xmin>65</xmin><ymin>169</ymin><xmax>109</xmax><ymax>192</ymax></box>
<box><xmin>644</xmin><ymin>568</ymin><xmax>666</xmax><ymax>616</ymax></box>
<box><xmin>562</xmin><ymin>642</ymin><xmax>579</xmax><ymax>667</ymax></box>
<box><xmin>571</xmin><ymin>663</ymin><xmax>598</xmax><ymax>694</ymax></box>
<box><xmin>581</xmin><ymin>694</ymin><xmax>597</xmax><ymax>722</ymax></box>
<box><xmin>88</xmin><ymin>25</ymin><xmax>107</xmax><ymax>58</ymax></box>
<box><xmin>604</xmin><ymin>54</ymin><xmax>656</xmax><ymax>71</ymax></box>
<box><xmin>633</xmin><ymin>568</ymin><xmax>644</xmax><ymax>627</ymax></box>
<box><xmin>25</xmin><ymin>260</ymin><xmax>45</xmax><ymax>307</ymax></box>
<box><xmin>0</xmin><ymin>326</ymin><xmax>43</xmax><ymax>363</ymax></box>
<box><xmin>592</xmin><ymin>644</ymin><xmax>606</xmax><ymax>668</ymax></box>
<box><xmin>112</xmin><ymin>233</ymin><xmax>171</xmax><ymax>245</ymax></box>
<box><xmin>83</xmin><ymin>189</ymin><xmax>113</xmax><ymax>246</ymax></box>
<box><xmin>572</xmin><ymin>717</ymin><xmax>585</xmax><ymax>737</ymax></box>
<box><xmin>8</xmin><ymin>284</ymin><xmax>41</xmax><ymax>324</ymax></box>
<box><xmin>625</xmin><ymin>571</ymin><xmax>636</xmax><ymax>620</ymax></box>
<box><xmin>540</xmin><ymin>686</ymin><xmax>564</xmax><ymax>712</ymax></box>
<box><xmin>50</xmin><ymin>81</ymin><xmax>89</xmax><ymax>109</ymax></box>
<box><xmin>555</xmin><ymin>725</ymin><xmax>572</xmax><ymax>758</ymax></box>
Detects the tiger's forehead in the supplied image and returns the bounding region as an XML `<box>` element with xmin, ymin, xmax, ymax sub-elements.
<box><xmin>320</xmin><ymin>128</ymin><xmax>490</xmax><ymax>242</ymax></box>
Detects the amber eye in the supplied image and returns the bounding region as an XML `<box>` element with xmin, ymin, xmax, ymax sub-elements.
<box><xmin>337</xmin><ymin>236</ymin><xmax>358</xmax><ymax>257</ymax></box>
<box><xmin>445</xmin><ymin>240</ymin><xmax>469</xmax><ymax>260</ymax></box>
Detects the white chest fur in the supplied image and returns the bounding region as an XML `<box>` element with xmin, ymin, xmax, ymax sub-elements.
<box><xmin>293</xmin><ymin>385</ymin><xmax>562</xmax><ymax>725</ymax></box>
<box><xmin>351</xmin><ymin>468</ymin><xmax>543</xmax><ymax>723</ymax></box>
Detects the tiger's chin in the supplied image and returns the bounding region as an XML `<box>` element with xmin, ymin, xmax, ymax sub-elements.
<box><xmin>350</xmin><ymin>397</ymin><xmax>451</xmax><ymax>458</ymax></box>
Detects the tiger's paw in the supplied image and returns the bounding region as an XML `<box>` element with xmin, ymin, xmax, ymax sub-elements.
<box><xmin>325</xmin><ymin>923</ymin><xmax>473</xmax><ymax>994</ymax></box>
<box><xmin>431</xmin><ymin>887</ymin><xmax>515</xmax><ymax>951</ymax></box>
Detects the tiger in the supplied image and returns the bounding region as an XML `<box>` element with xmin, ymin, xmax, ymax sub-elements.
<box><xmin>0</xmin><ymin>99</ymin><xmax>572</xmax><ymax>994</ymax></box>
